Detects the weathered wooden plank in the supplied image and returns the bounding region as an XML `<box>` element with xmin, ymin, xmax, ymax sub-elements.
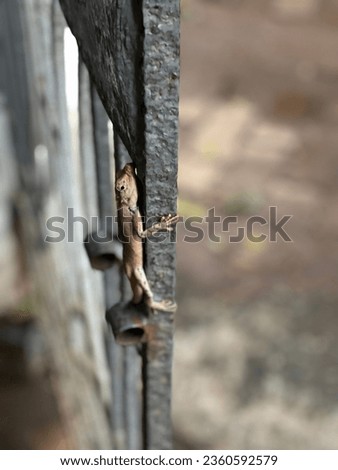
<box><xmin>1</xmin><ymin>0</ymin><xmax>113</xmax><ymax>449</ymax></box>
<box><xmin>0</xmin><ymin>96</ymin><xmax>20</xmax><ymax>312</ymax></box>
<box><xmin>0</xmin><ymin>0</ymin><xmax>32</xmax><ymax>170</ymax></box>
<box><xmin>59</xmin><ymin>0</ymin><xmax>144</xmax><ymax>166</ymax></box>
<box><xmin>114</xmin><ymin>136</ymin><xmax>142</xmax><ymax>450</ymax></box>
<box><xmin>91</xmin><ymin>86</ymin><xmax>113</xmax><ymax>222</ymax></box>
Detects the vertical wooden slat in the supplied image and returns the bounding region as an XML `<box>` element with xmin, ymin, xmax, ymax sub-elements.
<box><xmin>123</xmin><ymin>345</ymin><xmax>142</xmax><ymax>450</ymax></box>
<box><xmin>2</xmin><ymin>0</ymin><xmax>113</xmax><ymax>448</ymax></box>
<box><xmin>112</xmin><ymin>129</ymin><xmax>143</xmax><ymax>450</ymax></box>
<box><xmin>0</xmin><ymin>0</ymin><xmax>32</xmax><ymax>170</ymax></box>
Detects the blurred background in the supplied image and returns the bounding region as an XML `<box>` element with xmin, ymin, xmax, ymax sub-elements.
<box><xmin>173</xmin><ymin>0</ymin><xmax>338</xmax><ymax>449</ymax></box>
<box><xmin>1</xmin><ymin>0</ymin><xmax>338</xmax><ymax>449</ymax></box>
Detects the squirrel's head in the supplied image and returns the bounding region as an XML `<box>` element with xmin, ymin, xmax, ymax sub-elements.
<box><xmin>115</xmin><ymin>163</ymin><xmax>136</xmax><ymax>199</ymax></box>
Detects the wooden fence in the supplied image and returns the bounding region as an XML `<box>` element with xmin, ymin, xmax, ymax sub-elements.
<box><xmin>0</xmin><ymin>0</ymin><xmax>180</xmax><ymax>450</ymax></box>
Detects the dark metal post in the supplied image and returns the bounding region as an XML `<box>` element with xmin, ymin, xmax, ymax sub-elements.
<box><xmin>141</xmin><ymin>1</ymin><xmax>180</xmax><ymax>450</ymax></box>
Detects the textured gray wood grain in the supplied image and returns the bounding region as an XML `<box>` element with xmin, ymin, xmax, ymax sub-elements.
<box><xmin>0</xmin><ymin>97</ymin><xmax>19</xmax><ymax>311</ymax></box>
<box><xmin>0</xmin><ymin>0</ymin><xmax>113</xmax><ymax>449</ymax></box>
<box><xmin>0</xmin><ymin>0</ymin><xmax>32</xmax><ymax>170</ymax></box>
<box><xmin>59</xmin><ymin>0</ymin><xmax>144</xmax><ymax>165</ymax></box>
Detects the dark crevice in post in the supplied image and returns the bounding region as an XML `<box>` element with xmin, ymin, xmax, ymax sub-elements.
<box><xmin>114</xmin><ymin>131</ymin><xmax>131</xmax><ymax>171</ymax></box>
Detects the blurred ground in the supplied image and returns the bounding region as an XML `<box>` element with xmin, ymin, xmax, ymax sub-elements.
<box><xmin>1</xmin><ymin>0</ymin><xmax>338</xmax><ymax>450</ymax></box>
<box><xmin>0</xmin><ymin>313</ymin><xmax>69</xmax><ymax>449</ymax></box>
<box><xmin>173</xmin><ymin>0</ymin><xmax>338</xmax><ymax>449</ymax></box>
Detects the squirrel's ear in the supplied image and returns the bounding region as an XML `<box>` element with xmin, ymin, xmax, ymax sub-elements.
<box><xmin>124</xmin><ymin>163</ymin><xmax>135</xmax><ymax>175</ymax></box>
